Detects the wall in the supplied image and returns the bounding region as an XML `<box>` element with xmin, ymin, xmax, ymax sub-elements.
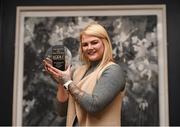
<box><xmin>0</xmin><ymin>0</ymin><xmax>180</xmax><ymax>125</ymax></box>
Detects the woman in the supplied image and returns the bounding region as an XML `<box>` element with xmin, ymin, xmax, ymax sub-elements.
<box><xmin>43</xmin><ymin>22</ymin><xmax>125</xmax><ymax>126</ymax></box>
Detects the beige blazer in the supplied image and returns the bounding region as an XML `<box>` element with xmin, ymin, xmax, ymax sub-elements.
<box><xmin>66</xmin><ymin>62</ymin><xmax>124</xmax><ymax>126</ymax></box>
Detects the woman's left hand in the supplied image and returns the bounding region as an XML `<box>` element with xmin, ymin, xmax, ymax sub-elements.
<box><xmin>43</xmin><ymin>58</ymin><xmax>72</xmax><ymax>84</ymax></box>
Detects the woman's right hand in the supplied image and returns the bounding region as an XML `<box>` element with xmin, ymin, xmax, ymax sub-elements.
<box><xmin>42</xmin><ymin>58</ymin><xmax>72</xmax><ymax>85</ymax></box>
<box><xmin>42</xmin><ymin>58</ymin><xmax>69</xmax><ymax>102</ymax></box>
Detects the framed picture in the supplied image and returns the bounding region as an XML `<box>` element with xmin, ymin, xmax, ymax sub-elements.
<box><xmin>13</xmin><ymin>5</ymin><xmax>169</xmax><ymax>126</ymax></box>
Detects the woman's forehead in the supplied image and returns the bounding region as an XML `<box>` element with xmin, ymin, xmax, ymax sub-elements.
<box><xmin>81</xmin><ymin>35</ymin><xmax>100</xmax><ymax>42</ymax></box>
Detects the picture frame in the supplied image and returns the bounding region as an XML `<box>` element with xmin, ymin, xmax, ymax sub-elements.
<box><xmin>13</xmin><ymin>5</ymin><xmax>169</xmax><ymax>126</ymax></box>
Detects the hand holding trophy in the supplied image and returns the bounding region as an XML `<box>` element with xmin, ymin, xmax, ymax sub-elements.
<box><xmin>43</xmin><ymin>45</ymin><xmax>72</xmax><ymax>85</ymax></box>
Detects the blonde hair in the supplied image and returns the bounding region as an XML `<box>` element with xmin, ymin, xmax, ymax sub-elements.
<box><xmin>79</xmin><ymin>22</ymin><xmax>113</xmax><ymax>67</ymax></box>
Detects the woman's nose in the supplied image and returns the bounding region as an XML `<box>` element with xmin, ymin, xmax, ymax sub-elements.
<box><xmin>87</xmin><ymin>44</ymin><xmax>93</xmax><ymax>50</ymax></box>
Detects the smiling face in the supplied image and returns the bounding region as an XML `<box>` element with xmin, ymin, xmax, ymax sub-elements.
<box><xmin>79</xmin><ymin>23</ymin><xmax>113</xmax><ymax>66</ymax></box>
<box><xmin>81</xmin><ymin>34</ymin><xmax>104</xmax><ymax>62</ymax></box>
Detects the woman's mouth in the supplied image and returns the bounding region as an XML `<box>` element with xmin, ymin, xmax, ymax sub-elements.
<box><xmin>87</xmin><ymin>50</ymin><xmax>96</xmax><ymax>55</ymax></box>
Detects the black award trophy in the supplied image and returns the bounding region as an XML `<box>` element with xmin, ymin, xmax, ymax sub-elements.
<box><xmin>52</xmin><ymin>45</ymin><xmax>65</xmax><ymax>71</ymax></box>
<box><xmin>44</xmin><ymin>45</ymin><xmax>72</xmax><ymax>71</ymax></box>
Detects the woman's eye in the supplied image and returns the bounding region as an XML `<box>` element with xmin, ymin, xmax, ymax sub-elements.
<box><xmin>91</xmin><ymin>40</ymin><xmax>98</xmax><ymax>45</ymax></box>
<box><xmin>82</xmin><ymin>43</ymin><xmax>88</xmax><ymax>47</ymax></box>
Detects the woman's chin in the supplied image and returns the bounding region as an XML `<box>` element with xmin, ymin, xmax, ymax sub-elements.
<box><xmin>88</xmin><ymin>58</ymin><xmax>100</xmax><ymax>62</ymax></box>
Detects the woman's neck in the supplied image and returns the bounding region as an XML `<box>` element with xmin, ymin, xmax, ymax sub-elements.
<box><xmin>90</xmin><ymin>60</ymin><xmax>101</xmax><ymax>68</ymax></box>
